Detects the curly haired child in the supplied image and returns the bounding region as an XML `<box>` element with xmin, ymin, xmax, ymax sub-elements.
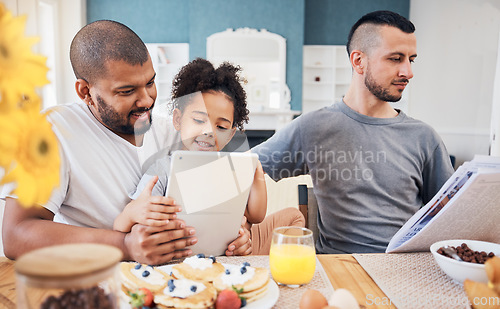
<box><xmin>170</xmin><ymin>60</ymin><xmax>306</xmax><ymax>255</ymax></box>
<box><xmin>113</xmin><ymin>58</ymin><xmax>268</xmax><ymax>256</ymax></box>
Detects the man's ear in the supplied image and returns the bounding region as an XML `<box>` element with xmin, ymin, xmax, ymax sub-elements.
<box><xmin>172</xmin><ymin>108</ymin><xmax>182</xmax><ymax>131</ymax></box>
<box><xmin>75</xmin><ymin>79</ymin><xmax>92</xmax><ymax>104</ymax></box>
<box><xmin>350</xmin><ymin>50</ymin><xmax>365</xmax><ymax>74</ymax></box>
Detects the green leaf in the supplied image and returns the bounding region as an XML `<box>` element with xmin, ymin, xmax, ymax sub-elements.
<box><xmin>127</xmin><ymin>290</ymin><xmax>145</xmax><ymax>308</ymax></box>
<box><xmin>231</xmin><ymin>286</ymin><xmax>244</xmax><ymax>294</ymax></box>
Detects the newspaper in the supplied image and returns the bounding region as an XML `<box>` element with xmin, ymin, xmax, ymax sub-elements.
<box><xmin>386</xmin><ymin>155</ymin><xmax>500</xmax><ymax>253</ymax></box>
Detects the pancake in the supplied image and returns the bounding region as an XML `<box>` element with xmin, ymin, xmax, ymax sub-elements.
<box><xmin>120</xmin><ymin>262</ymin><xmax>171</xmax><ymax>293</ymax></box>
<box><xmin>239</xmin><ymin>280</ymin><xmax>269</xmax><ymax>299</ymax></box>
<box><xmin>154</xmin><ymin>278</ymin><xmax>217</xmax><ymax>309</ymax></box>
<box><xmin>172</xmin><ymin>255</ymin><xmax>225</xmax><ymax>282</ymax></box>
<box><xmin>213</xmin><ymin>262</ymin><xmax>270</xmax><ymax>293</ymax></box>
<box><xmin>243</xmin><ymin>284</ymin><xmax>270</xmax><ymax>304</ymax></box>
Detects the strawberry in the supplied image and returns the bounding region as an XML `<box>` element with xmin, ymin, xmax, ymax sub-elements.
<box><xmin>128</xmin><ymin>287</ymin><xmax>155</xmax><ymax>308</ymax></box>
<box><xmin>215</xmin><ymin>289</ymin><xmax>241</xmax><ymax>309</ymax></box>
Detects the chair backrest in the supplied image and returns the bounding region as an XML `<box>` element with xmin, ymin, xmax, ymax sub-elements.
<box><xmin>298</xmin><ymin>185</ymin><xmax>319</xmax><ymax>245</ymax></box>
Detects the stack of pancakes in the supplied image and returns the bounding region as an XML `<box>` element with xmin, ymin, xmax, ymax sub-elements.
<box><xmin>120</xmin><ymin>255</ymin><xmax>270</xmax><ymax>308</ymax></box>
<box><xmin>212</xmin><ymin>263</ymin><xmax>270</xmax><ymax>303</ymax></box>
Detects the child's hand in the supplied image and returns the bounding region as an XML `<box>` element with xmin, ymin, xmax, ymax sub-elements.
<box><xmin>125</xmin><ymin>176</ymin><xmax>181</xmax><ymax>227</ymax></box>
<box><xmin>225</xmin><ymin>216</ymin><xmax>252</xmax><ymax>256</ymax></box>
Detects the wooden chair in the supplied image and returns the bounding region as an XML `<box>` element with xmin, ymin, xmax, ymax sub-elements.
<box><xmin>298</xmin><ymin>184</ymin><xmax>319</xmax><ymax>244</ymax></box>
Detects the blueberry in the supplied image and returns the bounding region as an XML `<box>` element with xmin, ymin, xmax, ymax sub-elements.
<box><xmin>240</xmin><ymin>266</ymin><xmax>247</xmax><ymax>274</ymax></box>
<box><xmin>169</xmin><ymin>271</ymin><xmax>173</xmax><ymax>276</ymax></box>
<box><xmin>134</xmin><ymin>263</ymin><xmax>142</xmax><ymax>270</ymax></box>
<box><xmin>196</xmin><ymin>253</ymin><xmax>205</xmax><ymax>258</ymax></box>
<box><xmin>240</xmin><ymin>298</ymin><xmax>247</xmax><ymax>307</ymax></box>
<box><xmin>242</xmin><ymin>262</ymin><xmax>250</xmax><ymax>267</ymax></box>
<box><xmin>209</xmin><ymin>255</ymin><xmax>216</xmax><ymax>263</ymax></box>
<box><xmin>225</xmin><ymin>269</ymin><xmax>231</xmax><ymax>275</ymax></box>
<box><xmin>168</xmin><ymin>279</ymin><xmax>175</xmax><ymax>287</ymax></box>
<box><xmin>142</xmin><ymin>270</ymin><xmax>150</xmax><ymax>277</ymax></box>
<box><xmin>169</xmin><ymin>285</ymin><xmax>175</xmax><ymax>292</ymax></box>
<box><xmin>190</xmin><ymin>285</ymin><xmax>197</xmax><ymax>292</ymax></box>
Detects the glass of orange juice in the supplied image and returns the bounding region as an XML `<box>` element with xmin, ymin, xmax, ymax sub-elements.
<box><xmin>269</xmin><ymin>226</ymin><xmax>316</xmax><ymax>287</ymax></box>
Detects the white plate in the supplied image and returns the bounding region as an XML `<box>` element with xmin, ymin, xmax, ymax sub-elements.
<box><xmin>244</xmin><ymin>280</ymin><xmax>279</xmax><ymax>309</ymax></box>
<box><xmin>121</xmin><ymin>263</ymin><xmax>279</xmax><ymax>309</ymax></box>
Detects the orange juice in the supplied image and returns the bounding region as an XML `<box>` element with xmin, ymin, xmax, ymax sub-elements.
<box><xmin>269</xmin><ymin>243</ymin><xmax>316</xmax><ymax>285</ymax></box>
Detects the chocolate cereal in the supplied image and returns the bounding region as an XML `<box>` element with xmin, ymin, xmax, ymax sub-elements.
<box><xmin>438</xmin><ymin>243</ymin><xmax>495</xmax><ymax>264</ymax></box>
<box><xmin>40</xmin><ymin>286</ymin><xmax>114</xmax><ymax>309</ymax></box>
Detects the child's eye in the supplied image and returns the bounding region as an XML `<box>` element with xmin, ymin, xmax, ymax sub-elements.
<box><xmin>217</xmin><ymin>125</ymin><xmax>229</xmax><ymax>131</ymax></box>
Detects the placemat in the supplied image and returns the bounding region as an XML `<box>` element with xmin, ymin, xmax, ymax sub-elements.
<box><xmin>216</xmin><ymin>256</ymin><xmax>334</xmax><ymax>308</ymax></box>
<box><xmin>353</xmin><ymin>253</ymin><xmax>471</xmax><ymax>309</ymax></box>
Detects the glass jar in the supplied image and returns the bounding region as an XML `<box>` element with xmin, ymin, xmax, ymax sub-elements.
<box><xmin>15</xmin><ymin>243</ymin><xmax>122</xmax><ymax>309</ymax></box>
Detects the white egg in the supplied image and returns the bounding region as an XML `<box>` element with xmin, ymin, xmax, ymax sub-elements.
<box><xmin>328</xmin><ymin>288</ymin><xmax>360</xmax><ymax>309</ymax></box>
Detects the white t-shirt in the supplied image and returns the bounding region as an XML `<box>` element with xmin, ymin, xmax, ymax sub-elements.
<box><xmin>39</xmin><ymin>102</ymin><xmax>179</xmax><ymax>228</ymax></box>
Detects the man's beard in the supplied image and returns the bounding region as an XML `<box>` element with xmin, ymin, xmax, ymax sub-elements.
<box><xmin>95</xmin><ymin>95</ymin><xmax>153</xmax><ymax>135</ymax></box>
<box><xmin>364</xmin><ymin>68</ymin><xmax>406</xmax><ymax>102</ymax></box>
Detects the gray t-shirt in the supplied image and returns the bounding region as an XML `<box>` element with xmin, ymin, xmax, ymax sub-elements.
<box><xmin>252</xmin><ymin>101</ymin><xmax>454</xmax><ymax>254</ymax></box>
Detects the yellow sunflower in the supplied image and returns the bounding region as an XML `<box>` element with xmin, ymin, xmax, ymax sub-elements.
<box><xmin>0</xmin><ymin>3</ymin><xmax>49</xmax><ymax>112</ymax></box>
<box><xmin>0</xmin><ymin>94</ymin><xmax>43</xmax><ymax>169</ymax></box>
<box><xmin>0</xmin><ymin>107</ymin><xmax>60</xmax><ymax>207</ymax></box>
<box><xmin>0</xmin><ymin>2</ymin><xmax>7</xmax><ymax>18</ymax></box>
<box><xmin>0</xmin><ymin>107</ymin><xmax>24</xmax><ymax>169</ymax></box>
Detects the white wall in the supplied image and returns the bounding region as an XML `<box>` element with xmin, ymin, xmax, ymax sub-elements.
<box><xmin>57</xmin><ymin>0</ymin><xmax>86</xmax><ymax>104</ymax></box>
<box><xmin>491</xmin><ymin>30</ymin><xmax>500</xmax><ymax>156</ymax></box>
<box><xmin>4</xmin><ymin>0</ymin><xmax>37</xmax><ymax>35</ymax></box>
<box><xmin>7</xmin><ymin>0</ymin><xmax>86</xmax><ymax>106</ymax></box>
<box><xmin>409</xmin><ymin>0</ymin><xmax>500</xmax><ymax>166</ymax></box>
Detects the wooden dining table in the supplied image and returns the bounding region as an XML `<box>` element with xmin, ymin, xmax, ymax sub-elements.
<box><xmin>0</xmin><ymin>254</ymin><xmax>396</xmax><ymax>309</ymax></box>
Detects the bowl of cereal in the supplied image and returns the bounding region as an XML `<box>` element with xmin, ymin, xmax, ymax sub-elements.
<box><xmin>430</xmin><ymin>239</ymin><xmax>500</xmax><ymax>283</ymax></box>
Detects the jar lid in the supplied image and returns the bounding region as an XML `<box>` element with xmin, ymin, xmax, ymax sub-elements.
<box><xmin>15</xmin><ymin>243</ymin><xmax>123</xmax><ymax>279</ymax></box>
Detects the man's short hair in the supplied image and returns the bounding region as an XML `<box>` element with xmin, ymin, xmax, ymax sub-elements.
<box><xmin>347</xmin><ymin>10</ymin><xmax>415</xmax><ymax>56</ymax></box>
<box><xmin>70</xmin><ymin>20</ymin><xmax>149</xmax><ymax>84</ymax></box>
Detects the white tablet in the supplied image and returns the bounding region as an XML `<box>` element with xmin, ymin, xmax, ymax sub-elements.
<box><xmin>165</xmin><ymin>150</ymin><xmax>259</xmax><ymax>256</ymax></box>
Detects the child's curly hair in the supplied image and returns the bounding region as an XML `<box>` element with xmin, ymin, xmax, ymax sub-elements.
<box><xmin>169</xmin><ymin>58</ymin><xmax>249</xmax><ymax>131</ymax></box>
